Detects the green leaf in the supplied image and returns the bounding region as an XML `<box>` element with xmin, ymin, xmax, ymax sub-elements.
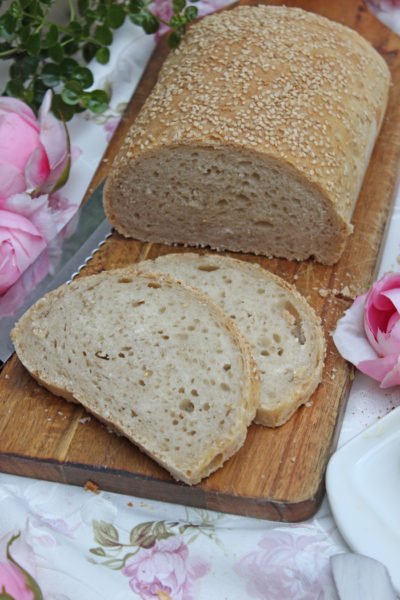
<box><xmin>168</xmin><ymin>31</ymin><xmax>181</xmax><ymax>48</ymax></box>
<box><xmin>77</xmin><ymin>0</ymin><xmax>89</xmax><ymax>14</ymax></box>
<box><xmin>81</xmin><ymin>89</ymin><xmax>109</xmax><ymax>114</ymax></box>
<box><xmin>61</xmin><ymin>80</ymin><xmax>83</xmax><ymax>105</ymax></box>
<box><xmin>141</xmin><ymin>13</ymin><xmax>159</xmax><ymax>34</ymax></box>
<box><xmin>94</xmin><ymin>24</ymin><xmax>113</xmax><ymax>45</ymax></box>
<box><xmin>129</xmin><ymin>0</ymin><xmax>145</xmax><ymax>14</ymax></box>
<box><xmin>173</xmin><ymin>0</ymin><xmax>186</xmax><ymax>12</ymax></box>
<box><xmin>107</xmin><ymin>4</ymin><xmax>125</xmax><ymax>29</ymax></box>
<box><xmin>92</xmin><ymin>520</ymin><xmax>120</xmax><ymax>547</ymax></box>
<box><xmin>5</xmin><ymin>79</ymin><xmax>24</xmax><ymax>98</ymax></box>
<box><xmin>129</xmin><ymin>522</ymin><xmax>154</xmax><ymax>546</ymax></box>
<box><xmin>10</xmin><ymin>0</ymin><xmax>24</xmax><ymax>16</ymax></box>
<box><xmin>89</xmin><ymin>547</ymin><xmax>107</xmax><ymax>556</ymax></box>
<box><xmin>73</xmin><ymin>66</ymin><xmax>94</xmax><ymax>89</ymax></box>
<box><xmin>40</xmin><ymin>63</ymin><xmax>61</xmax><ymax>87</ymax></box>
<box><xmin>2</xmin><ymin>14</ymin><xmax>17</xmax><ymax>34</ymax></box>
<box><xmin>60</xmin><ymin>57</ymin><xmax>79</xmax><ymax>78</ymax></box>
<box><xmin>51</xmin><ymin>93</ymin><xmax>75</xmax><ymax>121</ymax></box>
<box><xmin>43</xmin><ymin>24</ymin><xmax>58</xmax><ymax>48</ymax></box>
<box><xmin>82</xmin><ymin>42</ymin><xmax>98</xmax><ymax>63</ymax></box>
<box><xmin>20</xmin><ymin>24</ymin><xmax>32</xmax><ymax>44</ymax></box>
<box><xmin>184</xmin><ymin>5</ymin><xmax>198</xmax><ymax>21</ymax></box>
<box><xmin>95</xmin><ymin>47</ymin><xmax>110</xmax><ymax>65</ymax></box>
<box><xmin>48</xmin><ymin>43</ymin><xmax>64</xmax><ymax>63</ymax></box>
<box><xmin>69</xmin><ymin>20</ymin><xmax>82</xmax><ymax>38</ymax></box>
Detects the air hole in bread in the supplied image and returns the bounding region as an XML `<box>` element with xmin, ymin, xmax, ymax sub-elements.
<box><xmin>132</xmin><ymin>300</ymin><xmax>145</xmax><ymax>307</ymax></box>
<box><xmin>178</xmin><ymin>387</ymin><xmax>185</xmax><ymax>393</ymax></box>
<box><xmin>139</xmin><ymin>379</ymin><xmax>145</xmax><ymax>386</ymax></box>
<box><xmin>147</xmin><ymin>282</ymin><xmax>161</xmax><ymax>289</ymax></box>
<box><xmin>223</xmin><ymin>364</ymin><xmax>231</xmax><ymax>371</ymax></box>
<box><xmin>273</xmin><ymin>333</ymin><xmax>281</xmax><ymax>343</ymax></box>
<box><xmin>203</xmin><ymin>403</ymin><xmax>210</xmax><ymax>411</ymax></box>
<box><xmin>257</xmin><ymin>288</ymin><xmax>266</xmax><ymax>294</ymax></box>
<box><xmin>261</xmin><ymin>349</ymin><xmax>270</xmax><ymax>356</ymax></box>
<box><xmin>118</xmin><ymin>277</ymin><xmax>133</xmax><ymax>284</ymax></box>
<box><xmin>131</xmin><ymin>410</ymin><xmax>137</xmax><ymax>417</ymax></box>
<box><xmin>197</xmin><ymin>264</ymin><xmax>220</xmax><ymax>272</ymax></box>
<box><xmin>191</xmin><ymin>389</ymin><xmax>199</xmax><ymax>397</ymax></box>
<box><xmin>159</xmin><ymin>306</ymin><xmax>166</xmax><ymax>314</ymax></box>
<box><xmin>283</xmin><ymin>301</ymin><xmax>306</xmax><ymax>345</ymax></box>
<box><xmin>221</xmin><ymin>383</ymin><xmax>231</xmax><ymax>392</ymax></box>
<box><xmin>179</xmin><ymin>400</ymin><xmax>194</xmax><ymax>412</ymax></box>
<box><xmin>254</xmin><ymin>220</ymin><xmax>273</xmax><ymax>228</ymax></box>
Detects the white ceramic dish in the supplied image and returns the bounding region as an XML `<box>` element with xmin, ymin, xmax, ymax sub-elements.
<box><xmin>326</xmin><ymin>406</ymin><xmax>400</xmax><ymax>592</ymax></box>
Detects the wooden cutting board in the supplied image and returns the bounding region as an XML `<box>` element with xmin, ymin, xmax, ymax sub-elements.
<box><xmin>0</xmin><ymin>0</ymin><xmax>399</xmax><ymax>522</ymax></box>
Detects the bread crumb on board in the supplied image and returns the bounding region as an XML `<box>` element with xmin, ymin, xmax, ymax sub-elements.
<box><xmin>84</xmin><ymin>480</ymin><xmax>100</xmax><ymax>494</ymax></box>
<box><xmin>79</xmin><ymin>416</ymin><xmax>91</xmax><ymax>424</ymax></box>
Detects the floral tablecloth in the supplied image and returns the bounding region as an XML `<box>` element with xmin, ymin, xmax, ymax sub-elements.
<box><xmin>1</xmin><ymin>2</ymin><xmax>400</xmax><ymax>598</ymax></box>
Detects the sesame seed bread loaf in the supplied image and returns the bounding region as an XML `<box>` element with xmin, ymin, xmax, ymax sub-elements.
<box><xmin>137</xmin><ymin>253</ymin><xmax>325</xmax><ymax>426</ymax></box>
<box><xmin>11</xmin><ymin>270</ymin><xmax>259</xmax><ymax>485</ymax></box>
<box><xmin>104</xmin><ymin>5</ymin><xmax>390</xmax><ymax>265</ymax></box>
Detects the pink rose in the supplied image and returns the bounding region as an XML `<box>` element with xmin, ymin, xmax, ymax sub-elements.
<box><xmin>0</xmin><ymin>532</ymin><xmax>42</xmax><ymax>600</ymax></box>
<box><xmin>0</xmin><ymin>560</ymin><xmax>35</xmax><ymax>600</ymax></box>
<box><xmin>235</xmin><ymin>528</ymin><xmax>337</xmax><ymax>600</ymax></box>
<box><xmin>333</xmin><ymin>272</ymin><xmax>400</xmax><ymax>388</ymax></box>
<box><xmin>367</xmin><ymin>0</ymin><xmax>400</xmax><ymax>8</ymax></box>
<box><xmin>122</xmin><ymin>536</ymin><xmax>209</xmax><ymax>600</ymax></box>
<box><xmin>0</xmin><ymin>210</ymin><xmax>46</xmax><ymax>295</ymax></box>
<box><xmin>0</xmin><ymin>91</ymin><xmax>69</xmax><ymax>205</ymax></box>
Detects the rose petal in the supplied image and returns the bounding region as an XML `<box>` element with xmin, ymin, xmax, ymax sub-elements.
<box><xmin>380</xmin><ymin>358</ymin><xmax>400</xmax><ymax>388</ymax></box>
<box><xmin>374</xmin><ymin>325</ymin><xmax>400</xmax><ymax>358</ymax></box>
<box><xmin>3</xmin><ymin>194</ymin><xmax>56</xmax><ymax>243</ymax></box>
<box><xmin>0</xmin><ymin>113</ymin><xmax>40</xmax><ymax>171</ymax></box>
<box><xmin>25</xmin><ymin>145</ymin><xmax>50</xmax><ymax>190</ymax></box>
<box><xmin>333</xmin><ymin>293</ymin><xmax>377</xmax><ymax>365</ymax></box>
<box><xmin>382</xmin><ymin>287</ymin><xmax>400</xmax><ymax>313</ymax></box>
<box><xmin>358</xmin><ymin>354</ymin><xmax>398</xmax><ymax>383</ymax></box>
<box><xmin>39</xmin><ymin>90</ymin><xmax>68</xmax><ymax>172</ymax></box>
<box><xmin>0</xmin><ymin>210</ymin><xmax>46</xmax><ymax>295</ymax></box>
<box><xmin>0</xmin><ymin>241</ymin><xmax>21</xmax><ymax>294</ymax></box>
<box><xmin>0</xmin><ymin>96</ymin><xmax>38</xmax><ymax>130</ymax></box>
<box><xmin>0</xmin><ymin>162</ymin><xmax>26</xmax><ymax>202</ymax></box>
<box><xmin>364</xmin><ymin>273</ymin><xmax>400</xmax><ymax>337</ymax></box>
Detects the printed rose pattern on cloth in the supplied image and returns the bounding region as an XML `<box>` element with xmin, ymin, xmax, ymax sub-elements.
<box><xmin>123</xmin><ymin>536</ymin><xmax>209</xmax><ymax>600</ymax></box>
<box><xmin>235</xmin><ymin>527</ymin><xmax>339</xmax><ymax>600</ymax></box>
<box><xmin>0</xmin><ymin>532</ymin><xmax>43</xmax><ymax>600</ymax></box>
<box><xmin>89</xmin><ymin>518</ymin><xmax>212</xmax><ymax>600</ymax></box>
<box><xmin>333</xmin><ymin>272</ymin><xmax>400</xmax><ymax>387</ymax></box>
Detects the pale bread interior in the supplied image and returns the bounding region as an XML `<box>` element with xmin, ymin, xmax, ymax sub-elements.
<box><xmin>11</xmin><ymin>270</ymin><xmax>259</xmax><ymax>485</ymax></box>
<box><xmin>137</xmin><ymin>254</ymin><xmax>325</xmax><ymax>426</ymax></box>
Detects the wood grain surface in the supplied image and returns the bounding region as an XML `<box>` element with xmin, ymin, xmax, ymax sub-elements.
<box><xmin>0</xmin><ymin>0</ymin><xmax>399</xmax><ymax>522</ymax></box>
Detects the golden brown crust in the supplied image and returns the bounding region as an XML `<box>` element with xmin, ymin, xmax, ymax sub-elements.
<box><xmin>104</xmin><ymin>6</ymin><xmax>390</xmax><ymax>264</ymax></box>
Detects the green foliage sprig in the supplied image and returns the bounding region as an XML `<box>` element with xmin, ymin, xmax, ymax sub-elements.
<box><xmin>0</xmin><ymin>0</ymin><xmax>198</xmax><ymax>120</ymax></box>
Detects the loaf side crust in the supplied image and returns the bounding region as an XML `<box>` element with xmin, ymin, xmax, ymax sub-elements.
<box><xmin>104</xmin><ymin>5</ymin><xmax>390</xmax><ymax>264</ymax></box>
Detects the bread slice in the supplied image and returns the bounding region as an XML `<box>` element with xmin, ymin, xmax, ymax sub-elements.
<box><xmin>103</xmin><ymin>6</ymin><xmax>390</xmax><ymax>265</ymax></box>
<box><xmin>11</xmin><ymin>270</ymin><xmax>259</xmax><ymax>485</ymax></box>
<box><xmin>136</xmin><ymin>254</ymin><xmax>325</xmax><ymax>426</ymax></box>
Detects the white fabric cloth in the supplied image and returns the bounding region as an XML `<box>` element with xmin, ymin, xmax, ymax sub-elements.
<box><xmin>1</xmin><ymin>5</ymin><xmax>400</xmax><ymax>598</ymax></box>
